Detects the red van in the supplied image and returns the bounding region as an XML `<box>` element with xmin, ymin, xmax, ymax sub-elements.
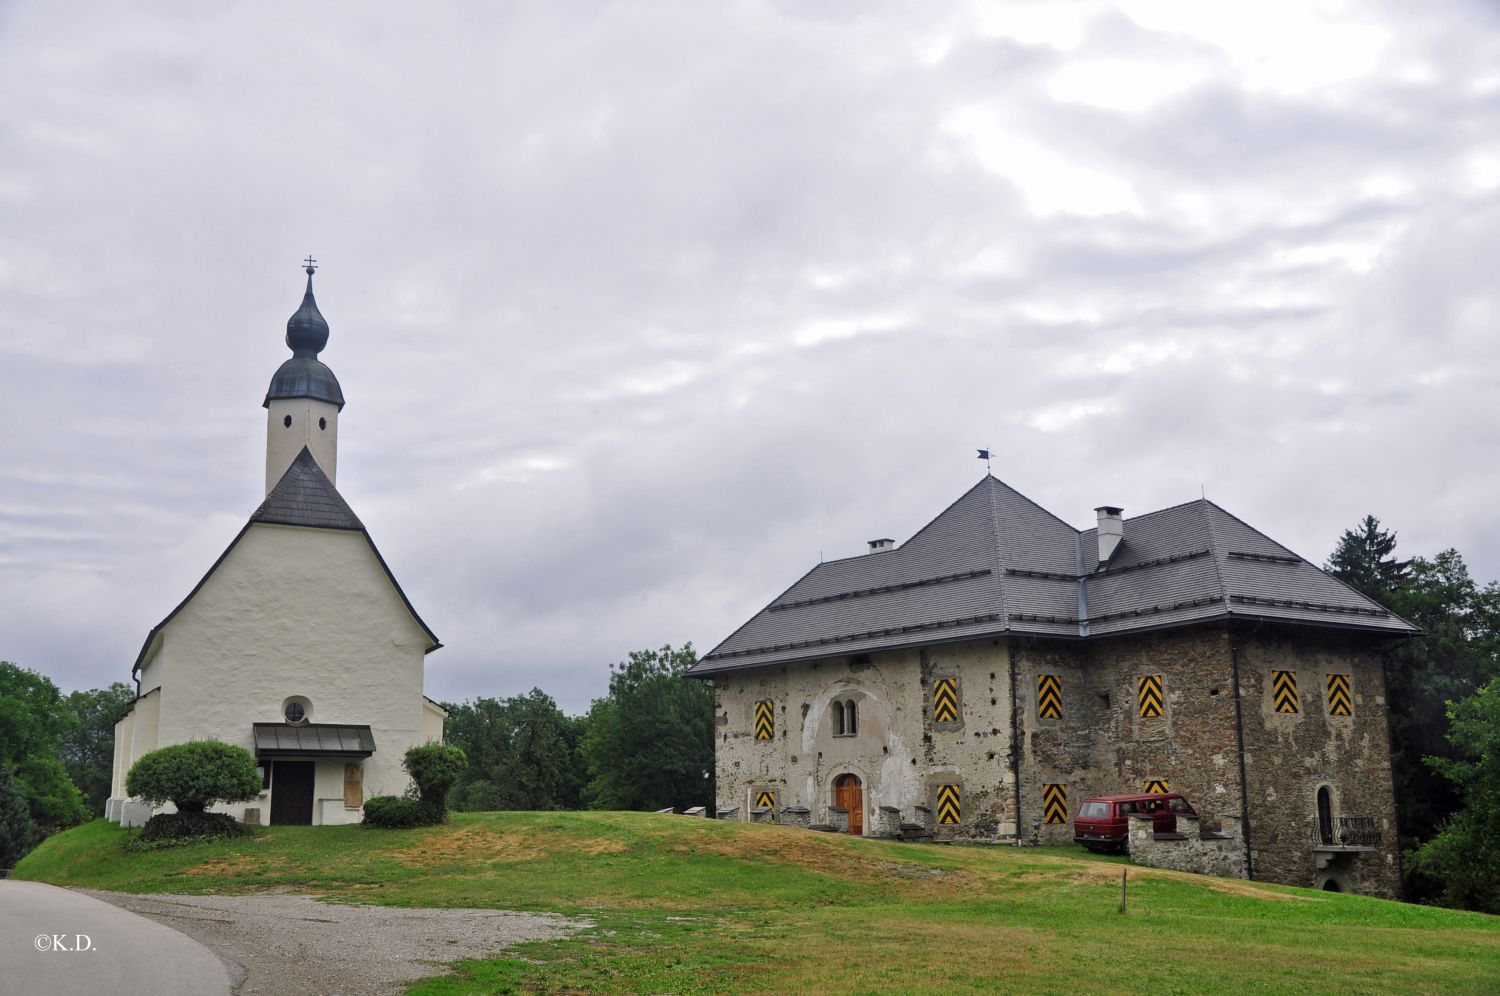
<box><xmin>1073</xmin><ymin>793</ymin><xmax>1196</xmax><ymax>853</ymax></box>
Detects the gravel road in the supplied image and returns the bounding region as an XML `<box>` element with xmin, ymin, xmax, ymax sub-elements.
<box><xmin>83</xmin><ymin>891</ymin><xmax>588</xmax><ymax>995</ymax></box>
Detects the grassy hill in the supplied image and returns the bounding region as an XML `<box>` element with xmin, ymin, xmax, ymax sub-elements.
<box><xmin>16</xmin><ymin>812</ymin><xmax>1500</xmax><ymax>994</ymax></box>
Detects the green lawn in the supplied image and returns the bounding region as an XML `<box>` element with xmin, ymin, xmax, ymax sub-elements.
<box><xmin>16</xmin><ymin>812</ymin><xmax>1500</xmax><ymax>994</ymax></box>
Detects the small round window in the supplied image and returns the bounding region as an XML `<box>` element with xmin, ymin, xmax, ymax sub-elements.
<box><xmin>283</xmin><ymin>414</ymin><xmax>292</xmax><ymax>428</ymax></box>
<box><xmin>282</xmin><ymin>696</ymin><xmax>312</xmax><ymax>725</ymax></box>
<box><xmin>318</xmin><ymin>417</ymin><xmax>327</xmax><ymax>430</ymax></box>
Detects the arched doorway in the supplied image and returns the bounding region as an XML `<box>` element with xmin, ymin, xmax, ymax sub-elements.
<box><xmin>1322</xmin><ymin>879</ymin><xmax>1342</xmax><ymax>892</ymax></box>
<box><xmin>1317</xmin><ymin>786</ymin><xmax>1334</xmax><ymax>845</ymax></box>
<box><xmin>834</xmin><ymin>774</ymin><xmax>863</xmax><ymax>835</ymax></box>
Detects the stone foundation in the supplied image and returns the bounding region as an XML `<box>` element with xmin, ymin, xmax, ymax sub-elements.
<box><xmin>1127</xmin><ymin>813</ymin><xmax>1246</xmax><ymax>879</ymax></box>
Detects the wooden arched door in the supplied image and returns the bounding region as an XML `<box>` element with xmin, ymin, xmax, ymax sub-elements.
<box><xmin>834</xmin><ymin>774</ymin><xmax>863</xmax><ymax>835</ymax></box>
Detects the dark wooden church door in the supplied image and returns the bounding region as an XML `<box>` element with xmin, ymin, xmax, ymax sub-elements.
<box><xmin>270</xmin><ymin>761</ymin><xmax>315</xmax><ymax>825</ymax></box>
<box><xmin>835</xmin><ymin>774</ymin><xmax>863</xmax><ymax>835</ymax></box>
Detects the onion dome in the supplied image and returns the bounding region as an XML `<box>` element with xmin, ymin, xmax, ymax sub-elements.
<box><xmin>264</xmin><ymin>262</ymin><xmax>345</xmax><ymax>410</ymax></box>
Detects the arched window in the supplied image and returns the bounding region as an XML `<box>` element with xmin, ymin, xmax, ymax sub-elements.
<box><xmin>831</xmin><ymin>701</ymin><xmax>845</xmax><ymax>736</ymax></box>
<box><xmin>844</xmin><ymin>700</ymin><xmax>858</xmax><ymax>736</ymax></box>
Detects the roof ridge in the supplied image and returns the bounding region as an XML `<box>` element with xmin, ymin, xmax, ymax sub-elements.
<box><xmin>1199</xmin><ymin>498</ymin><xmax>1232</xmax><ymax>617</ymax></box>
<box><xmin>989</xmin><ymin>474</ymin><xmax>1085</xmax><ymax>535</ymax></box>
<box><xmin>983</xmin><ymin>476</ymin><xmax>1011</xmax><ymax>629</ymax></box>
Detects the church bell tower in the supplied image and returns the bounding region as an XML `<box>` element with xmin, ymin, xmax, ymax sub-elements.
<box><xmin>263</xmin><ymin>259</ymin><xmax>345</xmax><ymax>494</ymax></box>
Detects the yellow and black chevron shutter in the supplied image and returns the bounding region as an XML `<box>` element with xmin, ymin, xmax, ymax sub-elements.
<box><xmin>1137</xmin><ymin>674</ymin><xmax>1164</xmax><ymax>718</ymax></box>
<box><xmin>754</xmin><ymin>700</ymin><xmax>775</xmax><ymax>740</ymax></box>
<box><xmin>1143</xmin><ymin>778</ymin><xmax>1169</xmax><ymax>794</ymax></box>
<box><xmin>754</xmin><ymin>789</ymin><xmax>776</xmax><ymax>810</ymax></box>
<box><xmin>936</xmin><ymin>784</ymin><xmax>960</xmax><ymax>825</ymax></box>
<box><xmin>1037</xmin><ymin>674</ymin><xmax>1063</xmax><ymax>719</ymax></box>
<box><xmin>1043</xmin><ymin>783</ymin><xmax>1067</xmax><ymax>824</ymax></box>
<box><xmin>933</xmin><ymin>677</ymin><xmax>959</xmax><ymax>724</ymax></box>
<box><xmin>1326</xmin><ymin>673</ymin><xmax>1352</xmax><ymax>716</ymax></box>
<box><xmin>1272</xmin><ymin>670</ymin><xmax>1299</xmax><ymax>714</ymax></box>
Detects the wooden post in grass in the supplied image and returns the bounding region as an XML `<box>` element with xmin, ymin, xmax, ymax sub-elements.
<box><xmin>1120</xmin><ymin>868</ymin><xmax>1128</xmax><ymax>914</ymax></box>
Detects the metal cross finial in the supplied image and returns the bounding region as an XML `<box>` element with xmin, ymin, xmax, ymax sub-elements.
<box><xmin>303</xmin><ymin>255</ymin><xmax>318</xmax><ymax>274</ymax></box>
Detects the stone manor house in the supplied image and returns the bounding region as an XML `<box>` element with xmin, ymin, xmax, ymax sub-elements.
<box><xmin>689</xmin><ymin>476</ymin><xmax>1414</xmax><ymax>897</ymax></box>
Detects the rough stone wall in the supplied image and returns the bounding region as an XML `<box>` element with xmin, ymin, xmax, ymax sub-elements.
<box><xmin>1234</xmin><ymin>628</ymin><xmax>1401</xmax><ymax>898</ymax></box>
<box><xmin>712</xmin><ymin>638</ymin><xmax>1016</xmax><ymax>840</ymax></box>
<box><xmin>1127</xmin><ymin>813</ymin><xmax>1246</xmax><ymax>879</ymax></box>
<box><xmin>711</xmin><ymin>621</ymin><xmax>1401</xmax><ymax>897</ymax></box>
<box><xmin>1018</xmin><ymin>626</ymin><xmax>1245</xmax><ymax>846</ymax></box>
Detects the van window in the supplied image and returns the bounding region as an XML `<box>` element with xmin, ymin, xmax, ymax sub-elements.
<box><xmin>1078</xmin><ymin>802</ymin><xmax>1109</xmax><ymax>819</ymax></box>
<box><xmin>1169</xmin><ymin>798</ymin><xmax>1191</xmax><ymax>813</ymax></box>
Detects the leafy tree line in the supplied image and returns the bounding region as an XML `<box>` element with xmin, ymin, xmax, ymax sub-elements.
<box><xmin>0</xmin><ymin>661</ymin><xmax>135</xmax><ymax>865</ymax></box>
<box><xmin>1324</xmin><ymin>517</ymin><xmax>1500</xmax><ymax>911</ymax></box>
<box><xmin>443</xmin><ymin>644</ymin><xmax>713</xmax><ymax>815</ymax></box>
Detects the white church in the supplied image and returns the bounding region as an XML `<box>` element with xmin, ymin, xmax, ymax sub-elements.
<box><xmin>105</xmin><ymin>264</ymin><xmax>447</xmax><ymax>827</ymax></box>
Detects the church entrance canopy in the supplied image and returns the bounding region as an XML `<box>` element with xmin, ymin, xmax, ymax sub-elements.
<box><xmin>252</xmin><ymin>723</ymin><xmax>376</xmax><ymax>758</ymax></box>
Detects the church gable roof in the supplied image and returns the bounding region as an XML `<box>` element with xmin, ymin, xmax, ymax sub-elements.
<box><xmin>250</xmin><ymin>448</ymin><xmax>362</xmax><ymax>530</ymax></box>
<box><xmin>131</xmin><ymin>451</ymin><xmax>439</xmax><ymax>675</ymax></box>
<box><xmin>689</xmin><ymin>476</ymin><xmax>1415</xmax><ymax>677</ymax></box>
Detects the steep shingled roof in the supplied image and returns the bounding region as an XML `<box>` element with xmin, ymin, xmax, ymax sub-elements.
<box><xmin>688</xmin><ymin>476</ymin><xmax>1416</xmax><ymax>677</ymax></box>
<box><xmin>251</xmin><ymin>447</ymin><xmax>362</xmax><ymax>530</ymax></box>
<box><xmin>131</xmin><ymin>449</ymin><xmax>439</xmax><ymax>675</ymax></box>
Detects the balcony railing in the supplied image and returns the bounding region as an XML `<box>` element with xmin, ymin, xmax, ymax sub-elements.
<box><xmin>1313</xmin><ymin>816</ymin><xmax>1380</xmax><ymax>849</ymax></box>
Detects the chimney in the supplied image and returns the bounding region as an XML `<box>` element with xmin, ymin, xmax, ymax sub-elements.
<box><xmin>1095</xmin><ymin>507</ymin><xmax>1124</xmax><ymax>565</ymax></box>
<box><xmin>867</xmin><ymin>538</ymin><xmax>895</xmax><ymax>555</ymax></box>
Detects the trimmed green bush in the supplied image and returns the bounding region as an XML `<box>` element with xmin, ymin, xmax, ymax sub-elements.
<box><xmin>362</xmin><ymin>795</ymin><xmax>440</xmax><ymax>829</ymax></box>
<box><xmin>128</xmin><ymin>812</ymin><xmax>250</xmax><ymax>851</ymax></box>
<box><xmin>403</xmin><ymin>742</ymin><xmax>467</xmax><ymax>814</ymax></box>
<box><xmin>125</xmin><ymin>741</ymin><xmax>261</xmax><ymax>815</ymax></box>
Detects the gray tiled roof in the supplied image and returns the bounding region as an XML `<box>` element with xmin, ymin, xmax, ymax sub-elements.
<box><xmin>252</xmin><ymin>723</ymin><xmax>375</xmax><ymax>757</ymax></box>
<box><xmin>251</xmin><ymin>448</ymin><xmax>362</xmax><ymax>530</ymax></box>
<box><xmin>689</xmin><ymin>476</ymin><xmax>1416</xmax><ymax>676</ymax></box>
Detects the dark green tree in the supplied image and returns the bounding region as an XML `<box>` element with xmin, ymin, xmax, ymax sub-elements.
<box><xmin>1325</xmin><ymin>515</ymin><xmax>1410</xmax><ymax>600</ymax></box>
<box><xmin>579</xmin><ymin>644</ymin><xmax>712</xmax><ymax>812</ymax></box>
<box><xmin>0</xmin><ymin>765</ymin><xmax>40</xmax><ymax>868</ymax></box>
<box><xmin>1325</xmin><ymin>523</ymin><xmax>1500</xmax><ymax>903</ymax></box>
<box><xmin>0</xmin><ymin>661</ymin><xmax>85</xmax><ymax>829</ymax></box>
<box><xmin>125</xmin><ymin>741</ymin><xmax>261</xmax><ymax>814</ymax></box>
<box><xmin>60</xmin><ymin>683</ymin><xmax>137</xmax><ymax>815</ymax></box>
<box><xmin>1412</xmin><ymin>676</ymin><xmax>1500</xmax><ymax>913</ymax></box>
<box><xmin>446</xmin><ymin>689</ymin><xmax>584</xmax><ymax>811</ymax></box>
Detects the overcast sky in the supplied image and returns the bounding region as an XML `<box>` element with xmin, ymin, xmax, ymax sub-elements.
<box><xmin>3</xmin><ymin>1</ymin><xmax>1499</xmax><ymax>714</ymax></box>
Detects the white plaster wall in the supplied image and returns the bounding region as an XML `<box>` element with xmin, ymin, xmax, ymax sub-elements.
<box><xmin>110</xmin><ymin>711</ymin><xmax>134</xmax><ymax>800</ymax></box>
<box><xmin>713</xmin><ymin>638</ymin><xmax>1016</xmax><ymax>836</ymax></box>
<box><xmin>127</xmin><ymin>688</ymin><xmax>161</xmax><ymax>773</ymax></box>
<box><xmin>265</xmin><ymin>397</ymin><xmax>339</xmax><ymax>493</ymax></box>
<box><xmin>129</xmin><ymin>522</ymin><xmax>431</xmax><ymax>822</ymax></box>
<box><xmin>421</xmin><ymin>698</ymin><xmax>446</xmax><ymax>743</ymax></box>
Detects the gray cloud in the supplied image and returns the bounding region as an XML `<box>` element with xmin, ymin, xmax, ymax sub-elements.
<box><xmin>3</xmin><ymin>1</ymin><xmax>1499</xmax><ymax>714</ymax></box>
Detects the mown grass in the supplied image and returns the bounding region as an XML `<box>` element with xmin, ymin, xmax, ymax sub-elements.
<box><xmin>17</xmin><ymin>812</ymin><xmax>1500</xmax><ymax>994</ymax></box>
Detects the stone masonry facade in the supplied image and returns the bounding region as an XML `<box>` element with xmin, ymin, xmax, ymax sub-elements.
<box><xmin>713</xmin><ymin>620</ymin><xmax>1400</xmax><ymax>898</ymax></box>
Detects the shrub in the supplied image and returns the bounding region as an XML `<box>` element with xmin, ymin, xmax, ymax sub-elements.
<box><xmin>362</xmin><ymin>795</ymin><xmax>441</xmax><ymax>829</ymax></box>
<box><xmin>125</xmin><ymin>741</ymin><xmax>261</xmax><ymax>814</ymax></box>
<box><xmin>0</xmin><ymin>766</ymin><xmax>40</xmax><ymax>868</ymax></box>
<box><xmin>127</xmin><ymin>812</ymin><xmax>250</xmax><ymax>851</ymax></box>
<box><xmin>403</xmin><ymin>743</ymin><xmax>467</xmax><ymax>814</ymax></box>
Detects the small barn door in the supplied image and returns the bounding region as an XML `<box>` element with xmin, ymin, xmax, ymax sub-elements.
<box><xmin>834</xmin><ymin>774</ymin><xmax>863</xmax><ymax>835</ymax></box>
<box><xmin>270</xmin><ymin>761</ymin><xmax>315</xmax><ymax>826</ymax></box>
